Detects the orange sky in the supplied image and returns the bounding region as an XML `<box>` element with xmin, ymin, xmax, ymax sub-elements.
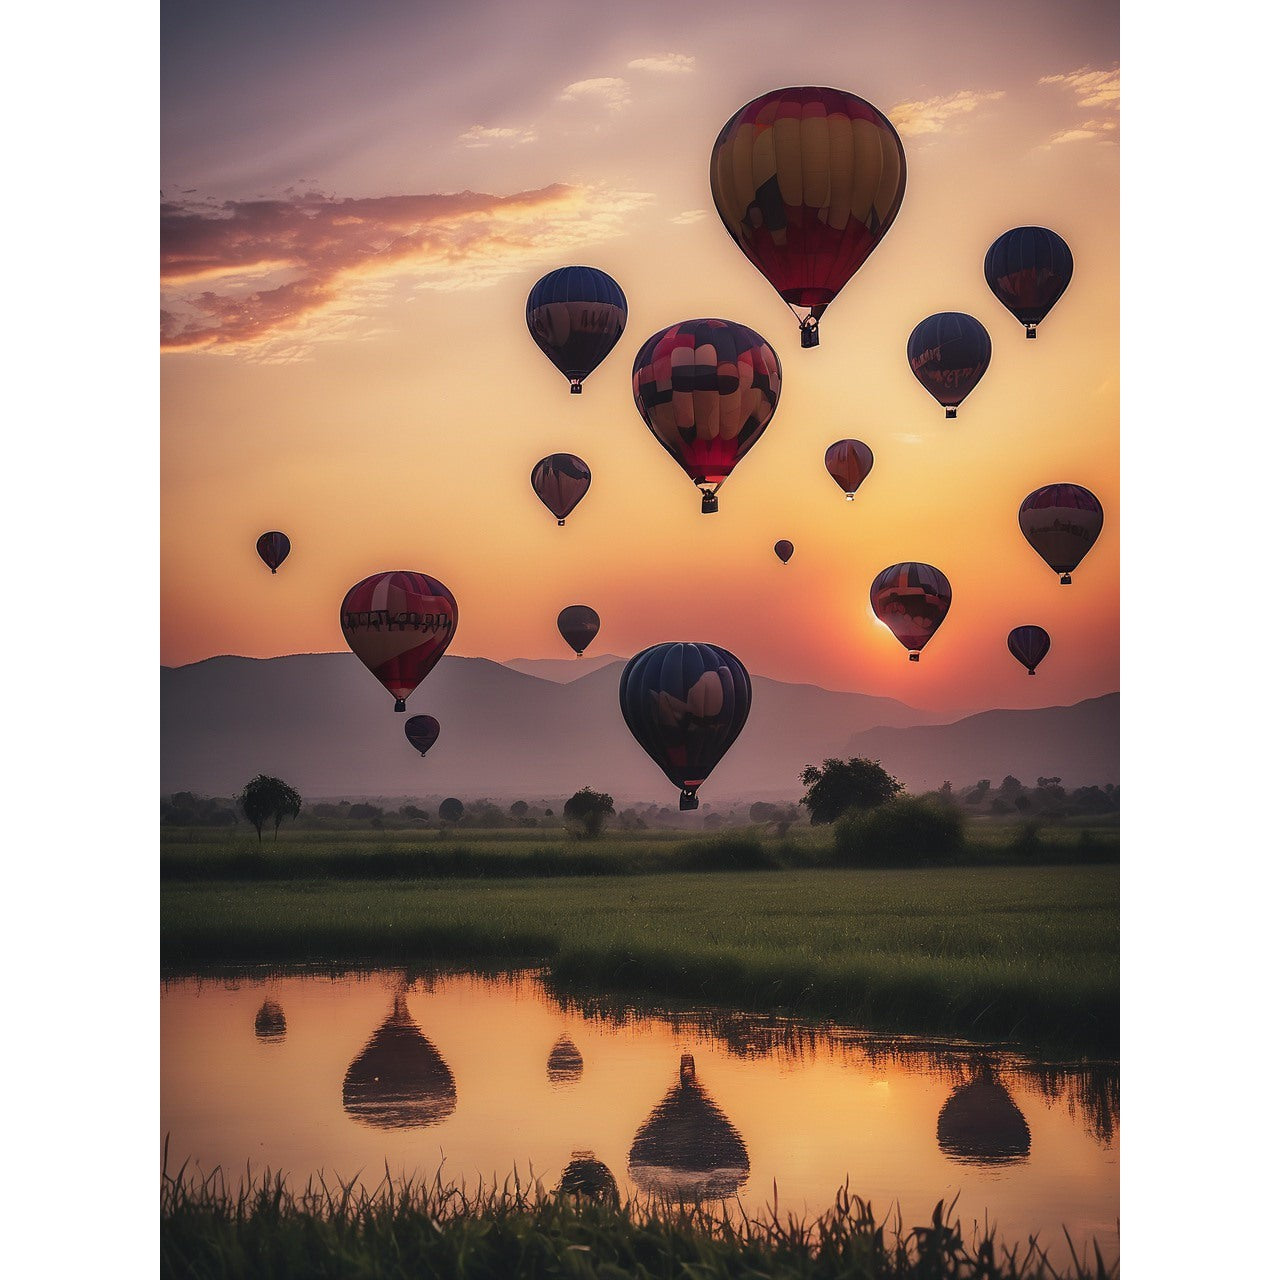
<box><xmin>161</xmin><ymin>1</ymin><xmax>1118</xmax><ymax>713</ymax></box>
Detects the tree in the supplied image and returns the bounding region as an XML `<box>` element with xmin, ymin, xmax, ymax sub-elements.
<box><xmin>799</xmin><ymin>758</ymin><xmax>903</xmax><ymax>825</ymax></box>
<box><xmin>563</xmin><ymin>787</ymin><xmax>615</xmax><ymax>838</ymax></box>
<box><xmin>749</xmin><ymin>801</ymin><xmax>779</xmax><ymax>824</ymax></box>
<box><xmin>439</xmin><ymin>797</ymin><xmax>464</xmax><ymax>822</ymax></box>
<box><xmin>833</xmin><ymin>797</ymin><xmax>964</xmax><ymax>867</ymax></box>
<box><xmin>510</xmin><ymin>800</ymin><xmax>529</xmax><ymax>818</ymax></box>
<box><xmin>348</xmin><ymin>802</ymin><xmax>382</xmax><ymax>820</ymax></box>
<box><xmin>238</xmin><ymin>775</ymin><xmax>302</xmax><ymax>844</ymax></box>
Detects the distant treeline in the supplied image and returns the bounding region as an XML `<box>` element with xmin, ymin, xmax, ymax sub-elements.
<box><xmin>922</xmin><ymin>775</ymin><xmax>1119</xmax><ymax>821</ymax></box>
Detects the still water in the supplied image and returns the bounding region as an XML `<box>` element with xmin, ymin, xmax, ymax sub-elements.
<box><xmin>162</xmin><ymin>969</ymin><xmax>1118</xmax><ymax>1262</ymax></box>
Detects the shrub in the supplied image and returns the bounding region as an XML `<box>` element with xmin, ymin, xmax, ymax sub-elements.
<box><xmin>673</xmin><ymin>835</ymin><xmax>775</xmax><ymax>871</ymax></box>
<box><xmin>833</xmin><ymin>797</ymin><xmax>964</xmax><ymax>867</ymax></box>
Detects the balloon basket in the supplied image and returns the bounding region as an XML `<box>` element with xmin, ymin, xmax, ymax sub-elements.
<box><xmin>909</xmin><ymin>653</ymin><xmax>920</xmax><ymax>663</ymax></box>
<box><xmin>557</xmin><ymin>518</ymin><xmax>566</xmax><ymax>526</ymax></box>
<box><xmin>945</xmin><ymin>407</ymin><xmax>957</xmax><ymax>419</ymax></box>
<box><xmin>701</xmin><ymin>491</ymin><xmax>719</xmax><ymax>514</ymax></box>
<box><xmin>1060</xmin><ymin>573</ymin><xmax>1072</xmax><ymax>585</ymax></box>
<box><xmin>1026</xmin><ymin>326</ymin><xmax>1038</xmax><ymax>340</ymax></box>
<box><xmin>270</xmin><ymin>568</ymin><xmax>277</xmax><ymax>574</ymax></box>
<box><xmin>679</xmin><ymin>790</ymin><xmax>700</xmax><ymax>811</ymax></box>
<box><xmin>845</xmin><ymin>494</ymin><xmax>855</xmax><ymax>502</ymax></box>
<box><xmin>1028</xmin><ymin>669</ymin><xmax>1037</xmax><ymax>676</ymax></box>
<box><xmin>394</xmin><ymin>699</ymin><xmax>406</xmax><ymax>712</ymax></box>
<box><xmin>800</xmin><ymin>324</ymin><xmax>820</xmax><ymax>349</ymax></box>
<box><xmin>570</xmin><ymin>382</ymin><xmax>583</xmax><ymax>395</ymax></box>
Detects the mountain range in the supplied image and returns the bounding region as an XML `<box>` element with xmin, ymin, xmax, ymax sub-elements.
<box><xmin>161</xmin><ymin>653</ymin><xmax>1118</xmax><ymax>802</ymax></box>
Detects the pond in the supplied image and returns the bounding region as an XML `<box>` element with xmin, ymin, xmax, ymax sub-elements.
<box><xmin>161</xmin><ymin>969</ymin><xmax>1118</xmax><ymax>1263</ymax></box>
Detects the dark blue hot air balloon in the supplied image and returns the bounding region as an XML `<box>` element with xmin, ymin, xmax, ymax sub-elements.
<box><xmin>619</xmin><ymin>643</ymin><xmax>752</xmax><ymax>810</ymax></box>
<box><xmin>907</xmin><ymin>313</ymin><xmax>991</xmax><ymax>418</ymax></box>
<box><xmin>1007</xmin><ymin>626</ymin><xmax>1051</xmax><ymax>675</ymax></box>
<box><xmin>404</xmin><ymin>715</ymin><xmax>440</xmax><ymax>756</ymax></box>
<box><xmin>526</xmin><ymin>267</ymin><xmax>627</xmax><ymax>394</ymax></box>
<box><xmin>984</xmin><ymin>227</ymin><xmax>1073</xmax><ymax>339</ymax></box>
<box><xmin>256</xmin><ymin>531</ymin><xmax>290</xmax><ymax>574</ymax></box>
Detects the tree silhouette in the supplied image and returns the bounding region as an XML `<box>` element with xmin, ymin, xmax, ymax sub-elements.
<box><xmin>438</xmin><ymin>797</ymin><xmax>464</xmax><ymax>823</ymax></box>
<box><xmin>564</xmin><ymin>787</ymin><xmax>614</xmax><ymax>838</ymax></box>
<box><xmin>238</xmin><ymin>775</ymin><xmax>302</xmax><ymax>843</ymax></box>
<box><xmin>799</xmin><ymin>758</ymin><xmax>903</xmax><ymax>824</ymax></box>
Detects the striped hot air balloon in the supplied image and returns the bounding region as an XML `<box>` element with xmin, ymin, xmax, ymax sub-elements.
<box><xmin>907</xmin><ymin>313</ymin><xmax>991</xmax><ymax>418</ymax></box>
<box><xmin>870</xmin><ymin>562</ymin><xmax>952</xmax><ymax>661</ymax></box>
<box><xmin>984</xmin><ymin>227</ymin><xmax>1074</xmax><ymax>338</ymax></box>
<box><xmin>256</xmin><ymin>531</ymin><xmax>290</xmax><ymax>574</ymax></box>
<box><xmin>1018</xmin><ymin>484</ymin><xmax>1104</xmax><ymax>584</ymax></box>
<box><xmin>1007</xmin><ymin>625</ymin><xmax>1051</xmax><ymax>675</ymax></box>
<box><xmin>526</xmin><ymin>266</ymin><xmax>627</xmax><ymax>393</ymax></box>
<box><xmin>531</xmin><ymin>454</ymin><xmax>591</xmax><ymax>525</ymax></box>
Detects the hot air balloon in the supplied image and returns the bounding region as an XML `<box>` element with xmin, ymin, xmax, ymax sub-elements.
<box><xmin>342</xmin><ymin>991</ymin><xmax>457</xmax><ymax>1129</ymax></box>
<box><xmin>404</xmin><ymin>715</ymin><xmax>440</xmax><ymax>756</ymax></box>
<box><xmin>774</xmin><ymin>539</ymin><xmax>794</xmax><ymax>564</ymax></box>
<box><xmin>546</xmin><ymin>1034</ymin><xmax>584</xmax><ymax>1087</ymax></box>
<box><xmin>710</xmin><ymin>87</ymin><xmax>907</xmax><ymax>348</ymax></box>
<box><xmin>632</xmin><ymin>318</ymin><xmax>781</xmax><ymax>513</ymax></box>
<box><xmin>340</xmin><ymin>571</ymin><xmax>458</xmax><ymax>711</ymax></box>
<box><xmin>1007</xmin><ymin>625</ymin><xmax>1051</xmax><ymax>675</ymax></box>
<box><xmin>824</xmin><ymin>440</ymin><xmax>874</xmax><ymax>500</ymax></box>
<box><xmin>628</xmin><ymin>1054</ymin><xmax>749</xmax><ymax>1201</ymax></box>
<box><xmin>870</xmin><ymin>563</ymin><xmax>952</xmax><ymax>661</ymax></box>
<box><xmin>253</xmin><ymin>999</ymin><xmax>286</xmax><ymax>1042</ymax></box>
<box><xmin>531</xmin><ymin>453</ymin><xmax>591</xmax><ymax>525</ymax></box>
<box><xmin>907</xmin><ymin>313</ymin><xmax>991</xmax><ymax>418</ymax></box>
<box><xmin>1019</xmin><ymin>484</ymin><xmax>1104</xmax><ymax>584</ymax></box>
<box><xmin>256</xmin><ymin>531</ymin><xmax>290</xmax><ymax>574</ymax></box>
<box><xmin>619</xmin><ymin>642</ymin><xmax>751</xmax><ymax>809</ymax></box>
<box><xmin>526</xmin><ymin>266</ymin><xmax>628</xmax><ymax>393</ymax></box>
<box><xmin>558</xmin><ymin>1152</ymin><xmax>619</xmax><ymax>1205</ymax></box>
<box><xmin>937</xmin><ymin>1073</ymin><xmax>1031</xmax><ymax>1166</ymax></box>
<box><xmin>984</xmin><ymin>227</ymin><xmax>1073</xmax><ymax>338</ymax></box>
<box><xmin>557</xmin><ymin>605</ymin><xmax>600</xmax><ymax>656</ymax></box>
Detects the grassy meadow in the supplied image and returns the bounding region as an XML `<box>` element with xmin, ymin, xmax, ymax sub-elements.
<box><xmin>161</xmin><ymin>826</ymin><xmax>1118</xmax><ymax>1053</ymax></box>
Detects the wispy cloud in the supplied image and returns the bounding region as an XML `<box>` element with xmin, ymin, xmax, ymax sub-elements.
<box><xmin>669</xmin><ymin>209</ymin><xmax>707</xmax><ymax>225</ymax></box>
<box><xmin>1039</xmin><ymin>66</ymin><xmax>1119</xmax><ymax>110</ymax></box>
<box><xmin>627</xmin><ymin>53</ymin><xmax>694</xmax><ymax>73</ymax></box>
<box><xmin>458</xmin><ymin>124</ymin><xmax>536</xmax><ymax>148</ymax></box>
<box><xmin>160</xmin><ymin>185</ymin><xmax>652</xmax><ymax>357</ymax></box>
<box><xmin>1047</xmin><ymin>118</ymin><xmax>1118</xmax><ymax>145</ymax></box>
<box><xmin>889</xmin><ymin>89</ymin><xmax>1005</xmax><ymax>137</ymax></box>
<box><xmin>558</xmin><ymin>77</ymin><xmax>631</xmax><ymax>112</ymax></box>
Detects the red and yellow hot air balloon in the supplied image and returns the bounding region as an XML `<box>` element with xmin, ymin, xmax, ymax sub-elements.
<box><xmin>340</xmin><ymin>571</ymin><xmax>458</xmax><ymax>711</ymax></box>
<box><xmin>710</xmin><ymin>87</ymin><xmax>907</xmax><ymax>348</ymax></box>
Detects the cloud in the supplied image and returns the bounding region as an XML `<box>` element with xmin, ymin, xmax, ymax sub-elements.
<box><xmin>627</xmin><ymin>53</ymin><xmax>694</xmax><ymax>73</ymax></box>
<box><xmin>160</xmin><ymin>185</ymin><xmax>652</xmax><ymax>357</ymax></box>
<box><xmin>1039</xmin><ymin>66</ymin><xmax>1120</xmax><ymax>110</ymax></box>
<box><xmin>889</xmin><ymin>89</ymin><xmax>1006</xmax><ymax>136</ymax></box>
<box><xmin>669</xmin><ymin>209</ymin><xmax>707</xmax><ymax>225</ymax></box>
<box><xmin>1047</xmin><ymin>118</ymin><xmax>1119</xmax><ymax>145</ymax></box>
<box><xmin>558</xmin><ymin>77</ymin><xmax>631</xmax><ymax>112</ymax></box>
<box><xmin>458</xmin><ymin>124</ymin><xmax>536</xmax><ymax>147</ymax></box>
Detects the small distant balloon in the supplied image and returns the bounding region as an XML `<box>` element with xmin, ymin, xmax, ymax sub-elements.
<box><xmin>632</xmin><ymin>318</ymin><xmax>781</xmax><ymax>513</ymax></box>
<box><xmin>870</xmin><ymin>563</ymin><xmax>952</xmax><ymax>661</ymax></box>
<box><xmin>984</xmin><ymin>227</ymin><xmax>1074</xmax><ymax>339</ymax></box>
<box><xmin>1018</xmin><ymin>484</ymin><xmax>1104</xmax><ymax>584</ymax></box>
<box><xmin>774</xmin><ymin>539</ymin><xmax>794</xmax><ymax>564</ymax></box>
<box><xmin>526</xmin><ymin>266</ymin><xmax>627</xmax><ymax>393</ymax></box>
<box><xmin>907</xmin><ymin>313</ymin><xmax>991</xmax><ymax>418</ymax></box>
<box><xmin>619</xmin><ymin>642</ymin><xmax>752</xmax><ymax>809</ymax></box>
<box><xmin>531</xmin><ymin>454</ymin><xmax>591</xmax><ymax>525</ymax></box>
<box><xmin>824</xmin><ymin>440</ymin><xmax>874</xmax><ymax>500</ymax></box>
<box><xmin>256</xmin><ymin>531</ymin><xmax>290</xmax><ymax>574</ymax></box>
<box><xmin>557</xmin><ymin>605</ymin><xmax>600</xmax><ymax>656</ymax></box>
<box><xmin>340</xmin><ymin>571</ymin><xmax>458</xmax><ymax>711</ymax></box>
<box><xmin>709</xmin><ymin>87</ymin><xmax>907</xmax><ymax>348</ymax></box>
<box><xmin>405</xmin><ymin>715</ymin><xmax>441</xmax><ymax>756</ymax></box>
<box><xmin>1007</xmin><ymin>625</ymin><xmax>1051</xmax><ymax>675</ymax></box>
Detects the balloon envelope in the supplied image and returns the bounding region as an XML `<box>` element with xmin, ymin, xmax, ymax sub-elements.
<box><xmin>1007</xmin><ymin>625</ymin><xmax>1051</xmax><ymax>675</ymax></box>
<box><xmin>984</xmin><ymin>227</ymin><xmax>1073</xmax><ymax>337</ymax></box>
<box><xmin>710</xmin><ymin>87</ymin><xmax>906</xmax><ymax>347</ymax></box>
<box><xmin>870</xmin><ymin>562</ymin><xmax>952</xmax><ymax>660</ymax></box>
<box><xmin>1018</xmin><ymin>484</ymin><xmax>1103</xmax><ymax>583</ymax></box>
<box><xmin>526</xmin><ymin>266</ymin><xmax>627</xmax><ymax>392</ymax></box>
<box><xmin>774</xmin><ymin>539</ymin><xmax>794</xmax><ymax>564</ymax></box>
<box><xmin>340</xmin><ymin>571</ymin><xmax>458</xmax><ymax>711</ymax></box>
<box><xmin>557</xmin><ymin>604</ymin><xmax>600</xmax><ymax>656</ymax></box>
<box><xmin>256</xmin><ymin>531</ymin><xmax>290</xmax><ymax>573</ymax></box>
<box><xmin>907</xmin><ymin>313</ymin><xmax>991</xmax><ymax>417</ymax></box>
<box><xmin>404</xmin><ymin>715</ymin><xmax>441</xmax><ymax>755</ymax></box>
<box><xmin>824</xmin><ymin>440</ymin><xmax>874</xmax><ymax>499</ymax></box>
<box><xmin>531</xmin><ymin>453</ymin><xmax>591</xmax><ymax>524</ymax></box>
<box><xmin>619</xmin><ymin>642</ymin><xmax>752</xmax><ymax>809</ymax></box>
<box><xmin>632</xmin><ymin>318</ymin><xmax>781</xmax><ymax>512</ymax></box>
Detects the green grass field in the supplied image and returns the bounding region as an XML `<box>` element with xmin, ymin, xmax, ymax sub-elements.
<box><xmin>162</xmin><ymin>851</ymin><xmax>1118</xmax><ymax>1052</ymax></box>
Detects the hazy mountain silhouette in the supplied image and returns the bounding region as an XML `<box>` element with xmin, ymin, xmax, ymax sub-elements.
<box><xmin>847</xmin><ymin>693</ymin><xmax>1119</xmax><ymax>790</ymax></box>
<box><xmin>160</xmin><ymin>652</ymin><xmax>936</xmax><ymax>801</ymax></box>
<box><xmin>504</xmin><ymin>654</ymin><xmax>625</xmax><ymax>682</ymax></box>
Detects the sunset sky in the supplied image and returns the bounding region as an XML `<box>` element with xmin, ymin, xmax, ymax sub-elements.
<box><xmin>161</xmin><ymin>0</ymin><xmax>1118</xmax><ymax>713</ymax></box>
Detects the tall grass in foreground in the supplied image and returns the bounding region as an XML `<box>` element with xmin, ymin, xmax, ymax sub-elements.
<box><xmin>161</xmin><ymin>1159</ymin><xmax>1115</xmax><ymax>1280</ymax></box>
